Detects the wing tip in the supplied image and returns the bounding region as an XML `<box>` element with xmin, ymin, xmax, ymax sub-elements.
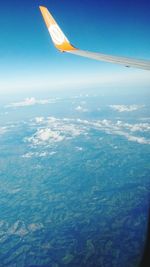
<box><xmin>39</xmin><ymin>6</ymin><xmax>47</xmax><ymax>12</ymax></box>
<box><xmin>39</xmin><ymin>6</ymin><xmax>77</xmax><ymax>52</ymax></box>
<box><xmin>39</xmin><ymin>5</ymin><xmax>46</xmax><ymax>9</ymax></box>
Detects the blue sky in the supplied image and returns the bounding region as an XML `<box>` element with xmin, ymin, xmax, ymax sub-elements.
<box><xmin>0</xmin><ymin>0</ymin><xmax>150</xmax><ymax>94</ymax></box>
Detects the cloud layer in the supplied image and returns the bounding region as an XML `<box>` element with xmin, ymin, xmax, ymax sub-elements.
<box><xmin>24</xmin><ymin>117</ymin><xmax>150</xmax><ymax>148</ymax></box>
<box><xmin>75</xmin><ymin>105</ymin><xmax>88</xmax><ymax>112</ymax></box>
<box><xmin>0</xmin><ymin>127</ymin><xmax>7</xmax><ymax>135</ymax></box>
<box><xmin>109</xmin><ymin>104</ymin><xmax>144</xmax><ymax>112</ymax></box>
<box><xmin>6</xmin><ymin>97</ymin><xmax>59</xmax><ymax>108</ymax></box>
<box><xmin>24</xmin><ymin>117</ymin><xmax>86</xmax><ymax>147</ymax></box>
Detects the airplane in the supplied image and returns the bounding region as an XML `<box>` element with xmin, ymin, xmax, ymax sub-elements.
<box><xmin>39</xmin><ymin>6</ymin><xmax>150</xmax><ymax>71</ymax></box>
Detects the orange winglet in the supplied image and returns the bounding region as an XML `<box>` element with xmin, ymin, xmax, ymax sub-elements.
<box><xmin>39</xmin><ymin>6</ymin><xmax>76</xmax><ymax>52</ymax></box>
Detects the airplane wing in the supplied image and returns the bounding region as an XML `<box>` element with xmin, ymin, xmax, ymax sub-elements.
<box><xmin>39</xmin><ymin>6</ymin><xmax>150</xmax><ymax>71</ymax></box>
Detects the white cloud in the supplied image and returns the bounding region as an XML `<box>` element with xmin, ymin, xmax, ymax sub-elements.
<box><xmin>78</xmin><ymin>119</ymin><xmax>150</xmax><ymax>145</ymax></box>
<box><xmin>30</xmin><ymin>128</ymin><xmax>65</xmax><ymax>145</ymax></box>
<box><xmin>75</xmin><ymin>105</ymin><xmax>88</xmax><ymax>112</ymax></box>
<box><xmin>0</xmin><ymin>127</ymin><xmax>7</xmax><ymax>135</ymax></box>
<box><xmin>26</xmin><ymin>125</ymin><xmax>84</xmax><ymax>146</ymax></box>
<box><xmin>109</xmin><ymin>104</ymin><xmax>144</xmax><ymax>112</ymax></box>
<box><xmin>35</xmin><ymin>117</ymin><xmax>44</xmax><ymax>123</ymax></box>
<box><xmin>25</xmin><ymin>118</ymin><xmax>87</xmax><ymax>147</ymax></box>
<box><xmin>119</xmin><ymin>122</ymin><xmax>150</xmax><ymax>132</ymax></box>
<box><xmin>126</xmin><ymin>135</ymin><xmax>149</xmax><ymax>145</ymax></box>
<box><xmin>49</xmin><ymin>151</ymin><xmax>57</xmax><ymax>156</ymax></box>
<box><xmin>114</xmin><ymin>120</ymin><xmax>150</xmax><ymax>133</ymax></box>
<box><xmin>25</xmin><ymin>116</ymin><xmax>150</xmax><ymax>148</ymax></box>
<box><xmin>6</xmin><ymin>97</ymin><xmax>57</xmax><ymax>108</ymax></box>
<box><xmin>47</xmin><ymin>116</ymin><xmax>59</xmax><ymax>123</ymax></box>
<box><xmin>139</xmin><ymin>117</ymin><xmax>150</xmax><ymax>122</ymax></box>
<box><xmin>22</xmin><ymin>151</ymin><xmax>56</xmax><ymax>158</ymax></box>
<box><xmin>22</xmin><ymin>152</ymin><xmax>34</xmax><ymax>158</ymax></box>
<box><xmin>76</xmin><ymin>146</ymin><xmax>83</xmax><ymax>151</ymax></box>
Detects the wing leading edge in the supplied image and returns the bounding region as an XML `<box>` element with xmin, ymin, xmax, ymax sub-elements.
<box><xmin>39</xmin><ymin>6</ymin><xmax>150</xmax><ymax>71</ymax></box>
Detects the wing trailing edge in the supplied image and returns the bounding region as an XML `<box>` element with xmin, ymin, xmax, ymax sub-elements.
<box><xmin>39</xmin><ymin>6</ymin><xmax>150</xmax><ymax>71</ymax></box>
